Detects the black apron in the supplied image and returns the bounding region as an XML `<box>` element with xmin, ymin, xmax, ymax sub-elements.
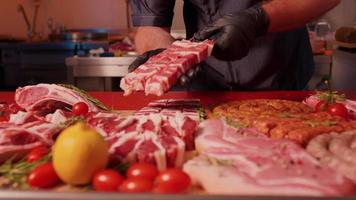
<box><xmin>130</xmin><ymin>0</ymin><xmax>315</xmax><ymax>90</ymax></box>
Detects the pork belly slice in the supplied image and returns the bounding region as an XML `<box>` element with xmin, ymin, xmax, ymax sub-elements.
<box><xmin>15</xmin><ymin>84</ymin><xmax>100</xmax><ymax>113</ymax></box>
<box><xmin>146</xmin><ymin>51</ymin><xmax>194</xmax><ymax>73</ymax></box>
<box><xmin>184</xmin><ymin>146</ymin><xmax>355</xmax><ymax>196</ymax></box>
<box><xmin>186</xmin><ymin>119</ymin><xmax>356</xmax><ymax>196</ymax></box>
<box><xmin>145</xmin><ymin>65</ymin><xmax>181</xmax><ymax>96</ymax></box>
<box><xmin>120</xmin><ymin>64</ymin><xmax>165</xmax><ymax>96</ymax></box>
<box><xmin>120</xmin><ymin>39</ymin><xmax>214</xmax><ymax>96</ymax></box>
<box><xmin>87</xmin><ymin>112</ymin><xmax>197</xmax><ymax>170</ymax></box>
<box><xmin>86</xmin><ymin>112</ymin><xmax>135</xmax><ymax>137</ymax></box>
<box><xmin>169</xmin><ymin>39</ymin><xmax>214</xmax><ymax>62</ymax></box>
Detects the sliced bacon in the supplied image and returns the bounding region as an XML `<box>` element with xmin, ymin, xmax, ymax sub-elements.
<box><xmin>184</xmin><ymin>119</ymin><xmax>356</xmax><ymax>196</ymax></box>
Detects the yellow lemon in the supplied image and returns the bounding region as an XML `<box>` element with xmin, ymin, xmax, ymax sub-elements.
<box><xmin>52</xmin><ymin>122</ymin><xmax>108</xmax><ymax>185</ymax></box>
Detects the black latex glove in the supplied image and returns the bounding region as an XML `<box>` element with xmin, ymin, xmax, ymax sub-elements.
<box><xmin>193</xmin><ymin>5</ymin><xmax>270</xmax><ymax>61</ymax></box>
<box><xmin>129</xmin><ymin>48</ymin><xmax>199</xmax><ymax>86</ymax></box>
<box><xmin>128</xmin><ymin>48</ymin><xmax>165</xmax><ymax>72</ymax></box>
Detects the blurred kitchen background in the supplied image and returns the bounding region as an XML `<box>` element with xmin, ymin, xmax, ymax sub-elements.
<box><xmin>0</xmin><ymin>0</ymin><xmax>355</xmax><ymax>91</ymax></box>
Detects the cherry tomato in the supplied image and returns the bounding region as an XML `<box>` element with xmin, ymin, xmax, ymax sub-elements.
<box><xmin>315</xmin><ymin>100</ymin><xmax>327</xmax><ymax>112</ymax></box>
<box><xmin>0</xmin><ymin>116</ymin><xmax>8</xmax><ymax>122</ymax></box>
<box><xmin>119</xmin><ymin>178</ymin><xmax>153</xmax><ymax>193</ymax></box>
<box><xmin>154</xmin><ymin>168</ymin><xmax>191</xmax><ymax>194</ymax></box>
<box><xmin>27</xmin><ymin>146</ymin><xmax>49</xmax><ymax>163</ymax></box>
<box><xmin>92</xmin><ymin>169</ymin><xmax>124</xmax><ymax>192</ymax></box>
<box><xmin>27</xmin><ymin>162</ymin><xmax>60</xmax><ymax>188</ymax></box>
<box><xmin>126</xmin><ymin>163</ymin><xmax>159</xmax><ymax>181</ymax></box>
<box><xmin>72</xmin><ymin>102</ymin><xmax>89</xmax><ymax>116</ymax></box>
<box><xmin>327</xmin><ymin>103</ymin><xmax>348</xmax><ymax>119</ymax></box>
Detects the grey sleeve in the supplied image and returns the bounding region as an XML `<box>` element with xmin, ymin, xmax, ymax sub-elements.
<box><xmin>130</xmin><ymin>0</ymin><xmax>176</xmax><ymax>27</ymax></box>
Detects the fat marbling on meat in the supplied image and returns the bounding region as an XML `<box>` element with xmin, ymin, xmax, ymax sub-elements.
<box><xmin>120</xmin><ymin>39</ymin><xmax>214</xmax><ymax>96</ymax></box>
<box><xmin>183</xmin><ymin>119</ymin><xmax>356</xmax><ymax>196</ymax></box>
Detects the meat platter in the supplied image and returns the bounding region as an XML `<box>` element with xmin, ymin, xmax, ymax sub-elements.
<box><xmin>0</xmin><ymin>84</ymin><xmax>356</xmax><ymax>200</ymax></box>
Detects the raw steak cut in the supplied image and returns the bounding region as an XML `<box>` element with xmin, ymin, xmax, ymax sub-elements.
<box><xmin>307</xmin><ymin>130</ymin><xmax>356</xmax><ymax>183</ymax></box>
<box><xmin>15</xmin><ymin>84</ymin><xmax>102</xmax><ymax>114</ymax></box>
<box><xmin>0</xmin><ymin>120</ymin><xmax>62</xmax><ymax>162</ymax></box>
<box><xmin>0</xmin><ymin>103</ymin><xmax>23</xmax><ymax>122</ymax></box>
<box><xmin>183</xmin><ymin>119</ymin><xmax>355</xmax><ymax>196</ymax></box>
<box><xmin>120</xmin><ymin>39</ymin><xmax>214</xmax><ymax>96</ymax></box>
<box><xmin>86</xmin><ymin>112</ymin><xmax>198</xmax><ymax>170</ymax></box>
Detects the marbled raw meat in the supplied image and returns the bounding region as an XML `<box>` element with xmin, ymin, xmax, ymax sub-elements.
<box><xmin>15</xmin><ymin>84</ymin><xmax>101</xmax><ymax>113</ymax></box>
<box><xmin>86</xmin><ymin>112</ymin><xmax>197</xmax><ymax>170</ymax></box>
<box><xmin>184</xmin><ymin>119</ymin><xmax>356</xmax><ymax>196</ymax></box>
<box><xmin>120</xmin><ymin>39</ymin><xmax>214</xmax><ymax>96</ymax></box>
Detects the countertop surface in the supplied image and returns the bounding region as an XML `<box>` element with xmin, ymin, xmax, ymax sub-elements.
<box><xmin>2</xmin><ymin>91</ymin><xmax>356</xmax><ymax>110</ymax></box>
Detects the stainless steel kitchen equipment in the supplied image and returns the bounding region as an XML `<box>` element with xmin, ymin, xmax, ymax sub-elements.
<box><xmin>49</xmin><ymin>29</ymin><xmax>109</xmax><ymax>42</ymax></box>
<box><xmin>66</xmin><ymin>56</ymin><xmax>136</xmax><ymax>91</ymax></box>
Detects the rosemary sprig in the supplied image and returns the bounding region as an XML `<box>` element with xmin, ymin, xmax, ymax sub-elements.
<box><xmin>225</xmin><ymin>117</ymin><xmax>247</xmax><ymax>129</ymax></box>
<box><xmin>306</xmin><ymin>120</ymin><xmax>338</xmax><ymax>128</ymax></box>
<box><xmin>202</xmin><ymin>156</ymin><xmax>235</xmax><ymax>167</ymax></box>
<box><xmin>58</xmin><ymin>84</ymin><xmax>110</xmax><ymax>111</ymax></box>
<box><xmin>197</xmin><ymin>106</ymin><xmax>206</xmax><ymax>122</ymax></box>
<box><xmin>0</xmin><ymin>154</ymin><xmax>51</xmax><ymax>189</ymax></box>
<box><xmin>316</xmin><ymin>91</ymin><xmax>346</xmax><ymax>104</ymax></box>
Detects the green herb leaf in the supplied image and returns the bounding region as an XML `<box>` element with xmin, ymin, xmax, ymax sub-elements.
<box><xmin>0</xmin><ymin>154</ymin><xmax>51</xmax><ymax>189</ymax></box>
<box><xmin>225</xmin><ymin>117</ymin><xmax>247</xmax><ymax>129</ymax></box>
<box><xmin>321</xmin><ymin>121</ymin><xmax>338</xmax><ymax>127</ymax></box>
<box><xmin>280</xmin><ymin>112</ymin><xmax>292</xmax><ymax>118</ymax></box>
<box><xmin>306</xmin><ymin>120</ymin><xmax>338</xmax><ymax>127</ymax></box>
<box><xmin>58</xmin><ymin>84</ymin><xmax>110</xmax><ymax>111</ymax></box>
<box><xmin>316</xmin><ymin>91</ymin><xmax>346</xmax><ymax>104</ymax></box>
<box><xmin>203</xmin><ymin>156</ymin><xmax>235</xmax><ymax>167</ymax></box>
<box><xmin>197</xmin><ymin>106</ymin><xmax>206</xmax><ymax>122</ymax></box>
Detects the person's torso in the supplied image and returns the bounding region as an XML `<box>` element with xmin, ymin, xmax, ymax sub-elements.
<box><xmin>182</xmin><ymin>0</ymin><xmax>315</xmax><ymax>91</ymax></box>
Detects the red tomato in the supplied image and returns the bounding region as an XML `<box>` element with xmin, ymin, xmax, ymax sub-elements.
<box><xmin>315</xmin><ymin>100</ymin><xmax>327</xmax><ymax>112</ymax></box>
<box><xmin>0</xmin><ymin>116</ymin><xmax>8</xmax><ymax>122</ymax></box>
<box><xmin>126</xmin><ymin>163</ymin><xmax>159</xmax><ymax>181</ymax></box>
<box><xmin>27</xmin><ymin>162</ymin><xmax>60</xmax><ymax>188</ymax></box>
<box><xmin>154</xmin><ymin>168</ymin><xmax>191</xmax><ymax>194</ymax></box>
<box><xmin>327</xmin><ymin>103</ymin><xmax>349</xmax><ymax>119</ymax></box>
<box><xmin>72</xmin><ymin>102</ymin><xmax>89</xmax><ymax>116</ymax></box>
<box><xmin>92</xmin><ymin>169</ymin><xmax>124</xmax><ymax>192</ymax></box>
<box><xmin>119</xmin><ymin>178</ymin><xmax>153</xmax><ymax>193</ymax></box>
<box><xmin>27</xmin><ymin>146</ymin><xmax>49</xmax><ymax>163</ymax></box>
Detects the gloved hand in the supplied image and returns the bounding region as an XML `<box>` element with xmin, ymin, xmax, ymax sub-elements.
<box><xmin>128</xmin><ymin>48</ymin><xmax>165</xmax><ymax>72</ymax></box>
<box><xmin>193</xmin><ymin>4</ymin><xmax>270</xmax><ymax>61</ymax></box>
<box><xmin>129</xmin><ymin>48</ymin><xmax>199</xmax><ymax>86</ymax></box>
